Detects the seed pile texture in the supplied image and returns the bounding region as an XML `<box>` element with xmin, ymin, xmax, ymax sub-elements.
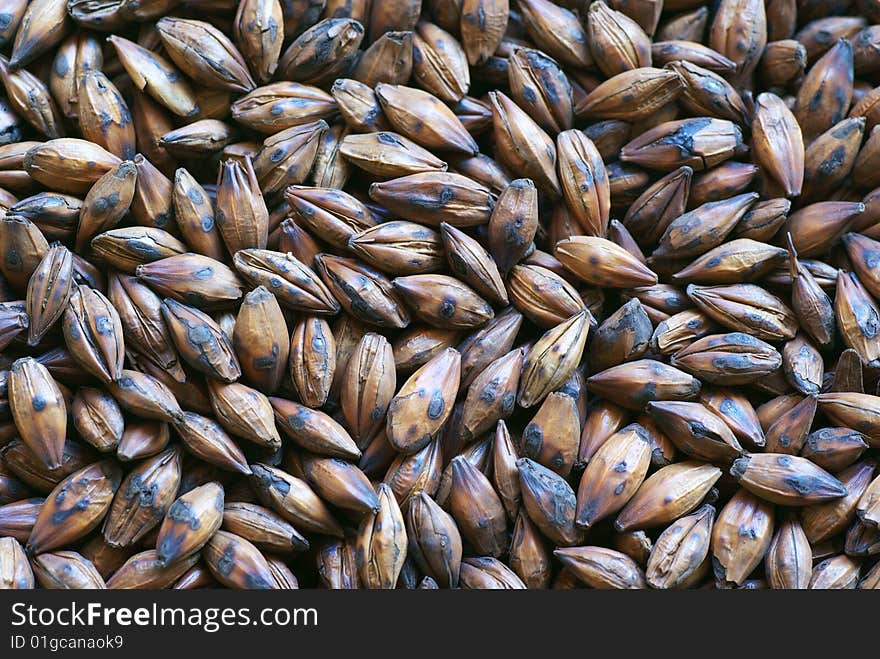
<box><xmin>1</xmin><ymin>0</ymin><xmax>880</xmax><ymax>590</ymax></box>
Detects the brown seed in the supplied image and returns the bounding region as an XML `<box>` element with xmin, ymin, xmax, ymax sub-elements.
<box><xmin>72</xmin><ymin>387</ymin><xmax>123</xmax><ymax>454</ymax></box>
<box><xmin>108</xmin><ymin>35</ymin><xmax>198</xmax><ymax>118</ymax></box>
<box><xmin>301</xmin><ymin>453</ymin><xmax>378</xmax><ymax>515</ymax></box>
<box><xmin>24</xmin><ymin>243</ymin><xmax>71</xmax><ymax>346</ymax></box>
<box><xmin>809</xmin><ymin>555</ymin><xmax>861</xmax><ymax>589</ymax></box>
<box><xmin>157</xmin><ymin>17</ymin><xmax>255</xmax><ymax>94</ymax></box>
<box><xmin>386</xmin><ymin>347</ymin><xmax>460</xmax><ymax>454</ymax></box>
<box><xmin>0</xmin><ymin>498</ymin><xmax>43</xmax><ymax>543</ymax></box>
<box><xmin>708</xmin><ymin>0</ymin><xmax>767</xmax><ymax>84</ymax></box>
<box><xmin>9</xmin><ymin>357</ymin><xmax>66</xmax><ymax>469</ymax></box>
<box><xmin>74</xmin><ymin>72</ymin><xmax>134</xmax><ymax>164</ymax></box>
<box><xmin>520</xmin><ymin>391</ymin><xmax>579</xmax><ymax>477</ymax></box>
<box><xmin>699</xmin><ymin>387</ymin><xmax>764</xmax><ymax>449</ymax></box>
<box><xmin>137</xmin><ymin>253</ymin><xmax>244</xmax><ymax>310</ymax></box>
<box><xmin>203</xmin><ymin>530</ymin><xmax>276</xmax><ymax>589</ymax></box>
<box><xmin>406</xmin><ymin>491</ymin><xmax>462</xmax><ymax>588</ymax></box>
<box><xmin>518</xmin><ymin>311</ymin><xmax>589</xmax><ymax>409</ymax></box>
<box><xmin>207</xmin><ymin>380</ymin><xmax>281</xmax><ymax>449</ymax></box>
<box><xmin>341</xmin><ymin>333</ymin><xmax>396</xmax><ymax>449</ymax></box>
<box><xmin>508</xmin><ymin>509</ymin><xmax>552</xmax><ymax>588</ymax></box>
<box><xmin>277</xmin><ymin>218</ymin><xmax>321</xmax><ymax>267</ymax></box>
<box><xmin>781</xmin><ymin>334</ymin><xmax>822</xmax><ymax>395</ymax></box>
<box><xmin>556</xmin><ymin>130</ymin><xmax>610</xmax><ymax>237</ymax></box>
<box><xmin>374</xmin><ymin>84</ymin><xmax>477</xmax><ymax>157</ymax></box>
<box><xmin>802</xmin><ymin>118</ymin><xmax>864</xmax><ymax>204</ymax></box>
<box><xmin>235</xmin><ymin>249</ymin><xmax>339</xmax><ymax>315</ymax></box>
<box><xmin>654</xmin><ymin>193</ymin><xmax>759</xmax><ymax>260</ymax></box>
<box><xmin>24</xmin><ymin>139</ymin><xmax>119</xmax><ymax>195</ymax></box>
<box><xmin>289</xmin><ymin>316</ymin><xmax>336</xmax><ymax>409</ymax></box>
<box><xmin>106</xmin><ymin>273</ymin><xmax>179</xmax><ymax>378</ymax></box>
<box><xmin>487</xmin><ymin>178</ymin><xmax>538</xmax><ymax>275</ymax></box>
<box><xmin>287</xmin><ymin>186</ymin><xmax>377</xmax><ymax>252</ymax></box>
<box><xmin>587</xmin><ymin>1</ymin><xmax>651</xmax><ymax>76</ymax></box>
<box><xmin>670</xmin><ymin>332</ymin><xmax>781</xmax><ymax>385</ymax></box>
<box><xmin>1</xmin><ymin>437</ymin><xmax>94</xmax><ymax>495</ymax></box>
<box><xmin>786</xmin><ymin>237</ymin><xmax>836</xmax><ymax>347</ymax></box>
<box><xmin>223</xmin><ymin>501</ymin><xmax>308</xmax><ymax>555</ymax></box>
<box><xmin>620</xmin><ymin>117</ymin><xmax>743</xmax><ymax>171</ymax></box>
<box><xmin>341</xmin><ymin>132</ymin><xmax>447</xmax><ymax>178</ymax></box>
<box><xmin>458</xmin><ymin>348</ymin><xmax>523</xmax><ymax>445</ymax></box>
<box><xmin>370</xmin><ymin>171</ymin><xmax>494</xmax><ymax>226</ymax></box>
<box><xmin>577</xmin><ymin>67</ymin><xmax>683</xmax><ymax>124</ymax></box>
<box><xmin>383</xmin><ymin>436</ymin><xmax>443</xmax><ymax>509</ymax></box>
<box><xmin>858</xmin><ymin>470</ymin><xmax>880</xmax><ymax>527</ymax></box>
<box><xmin>517</xmin><ymin>0</ymin><xmax>592</xmax><ymax>69</ymax></box>
<box><xmin>356</xmin><ymin>483</ymin><xmax>407</xmax><ymax>589</ymax></box>
<box><xmin>835</xmin><ymin>270</ymin><xmax>880</xmax><ymax>367</ymax></box>
<box><xmin>687</xmin><ymin>283</ymin><xmax>798</xmax><ymax>342</ymax></box>
<box><xmin>577</xmin><ymin>399</ymin><xmax>628</xmax><ymax>468</ymax></box>
<box><xmin>680</xmin><ymin>237</ymin><xmax>781</xmax><ymax>282</ymax></box>
<box><xmin>0</xmin><ymin>57</ymin><xmax>63</xmax><ymax>139</ymax></box>
<box><xmin>27</xmin><ymin>460</ymin><xmax>122</xmax><ymax>555</ymax></box>
<box><xmin>646</xmin><ymin>503</ymin><xmax>714</xmax><ymax>589</ymax></box>
<box><xmin>803</xmin><ymin>427</ymin><xmax>868</xmax><ymax>472</ymax></box>
<box><xmin>161</xmin><ymin>298</ymin><xmax>240</xmax><ymax>383</ymax></box>
<box><xmin>614</xmin><ymin>461</ymin><xmax>722</xmax><ymax>532</ymax></box>
<box><xmin>233</xmin><ymin>0</ymin><xmax>284</xmax><ymax>84</ymax></box>
<box><xmin>489</xmin><ymin>90</ymin><xmax>560</xmax><ymax>196</ymax></box>
<box><xmin>652</xmin><ymin>40</ymin><xmax>735</xmax><ymax>72</ymax></box>
<box><xmin>448</xmin><ymin>456</ymin><xmax>507</xmax><ymax>557</ymax></box>
<box><xmin>576</xmin><ymin>423</ymin><xmax>652</xmax><ymax>529</ymax></box>
<box><xmin>796</xmin><ymin>39</ymin><xmax>854</xmax><ymax>143</ymax></box>
<box><xmin>354</xmin><ymin>30</ymin><xmax>414</xmax><ymax>87</ymax></box>
<box><xmin>589</xmin><ymin>298</ymin><xmax>652</xmax><ymax>372</ymax></box>
<box><xmin>103</xmin><ymin>447</ymin><xmax>182</xmax><ymax>548</ymax></box>
<box><xmin>90</xmin><ymin>227</ymin><xmax>185</xmax><ymax>274</ymax></box>
<box><xmin>315</xmin><ymin>539</ymin><xmax>360</xmax><ymax>590</ymax></box>
<box><xmin>507</xmin><ymin>264</ymin><xmax>584</xmax><ymax>329</ymax></box>
<box><xmin>517</xmin><ymin>457</ymin><xmax>581</xmax><ymax>546</ymax></box>
<box><xmin>331</xmin><ymin>78</ymin><xmax>390</xmax><ymax>133</ymax></box>
<box><xmin>349</xmin><ymin>221</ymin><xmax>444</xmax><ymax>276</ymax></box>
<box><xmin>233</xmin><ymin>82</ymin><xmax>335</xmax><ymax>135</ymax></box>
<box><xmin>32</xmin><ymin>550</ymin><xmax>105</xmax><ymax>589</ymax></box>
<box><xmin>759</xmin><ymin>39</ymin><xmax>806</xmax><ymax>87</ymax></box>
<box><xmin>801</xmin><ymin>458</ymin><xmax>876</xmax><ymax>544</ymax></box>
<box><xmin>646</xmin><ymin>400</ymin><xmax>743</xmax><ymax>463</ymax></box>
<box><xmin>250</xmin><ymin>463</ymin><xmax>343</xmax><ymax>537</ymax></box>
<box><xmin>730</xmin><ymin>453</ymin><xmax>848</xmax><ymax>506</ymax></box>
<box><xmin>233</xmin><ymin>286</ymin><xmax>288</xmax><ymax>395</ymax></box>
<box><xmin>587</xmin><ymin>359</ymin><xmax>701</xmax><ymax>411</ymax></box>
<box><xmin>155</xmin><ymin>481</ymin><xmax>224</xmax><ymax>565</ymax></box>
<box><xmin>507</xmin><ymin>48</ymin><xmax>571</xmax><ymax>134</ymax></box>
<box><xmin>270</xmin><ymin>397</ymin><xmax>359</xmax><ymax>459</ymax></box>
<box><xmin>623</xmin><ymin>166</ymin><xmax>692</xmax><ymax>249</ymax></box>
<box><xmin>215</xmin><ymin>157</ymin><xmax>268</xmax><ymax>254</ymax></box>
<box><xmin>440</xmin><ymin>223</ymin><xmax>506</xmax><ymax>305</ymax></box>
<box><xmin>0</xmin><ymin>536</ymin><xmax>33</xmax><ymax>589</ymax></box>
<box><xmin>74</xmin><ymin>162</ymin><xmax>137</xmax><ymax>254</ymax></box>
<box><xmin>460</xmin><ymin>556</ymin><xmax>528</xmax><ymax>589</ymax></box>
<box><xmin>765</xmin><ymin>515</ymin><xmax>812</xmax><ymax>589</ymax></box>
<box><xmin>556</xmin><ymin>236</ymin><xmax>657</xmax><ymax>288</ymax></box>
<box><xmin>554</xmin><ymin>545</ymin><xmax>646</xmax><ymax>589</ymax></box>
<box><xmin>159</xmin><ymin>120</ymin><xmax>236</xmax><ymax>159</ymax></box>
<box><xmin>711</xmin><ymin>489</ymin><xmax>774</xmax><ymax>587</ymax></box>
<box><xmin>173</xmin><ymin>412</ymin><xmax>250</xmax><ymax>475</ymax></box>
<box><xmin>393</xmin><ymin>274</ymin><xmax>493</xmax><ymax>329</ymax></box>
<box><xmin>254</xmin><ymin>120</ymin><xmax>327</xmax><ymax>197</ymax></box>
<box><xmin>106</xmin><ymin>549</ymin><xmax>199</xmax><ymax>589</ymax></box>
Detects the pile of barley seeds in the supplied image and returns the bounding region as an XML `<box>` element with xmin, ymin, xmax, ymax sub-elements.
<box><xmin>0</xmin><ymin>0</ymin><xmax>879</xmax><ymax>590</ymax></box>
